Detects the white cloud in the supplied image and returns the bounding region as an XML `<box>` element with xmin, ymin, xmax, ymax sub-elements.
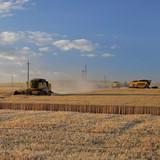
<box><xmin>22</xmin><ymin>46</ymin><xmax>30</xmax><ymax>51</ymax></box>
<box><xmin>0</xmin><ymin>12</ymin><xmax>13</xmax><ymax>17</ymax></box>
<box><xmin>81</xmin><ymin>54</ymin><xmax>96</xmax><ymax>58</ymax></box>
<box><xmin>0</xmin><ymin>45</ymin><xmax>32</xmax><ymax>65</ymax></box>
<box><xmin>0</xmin><ymin>1</ymin><xmax>12</xmax><ymax>10</ymax></box>
<box><xmin>96</xmin><ymin>33</ymin><xmax>105</xmax><ymax>37</ymax></box>
<box><xmin>26</xmin><ymin>31</ymin><xmax>53</xmax><ymax>46</ymax></box>
<box><xmin>0</xmin><ymin>50</ymin><xmax>26</xmax><ymax>66</ymax></box>
<box><xmin>53</xmin><ymin>39</ymin><xmax>95</xmax><ymax>52</ymax></box>
<box><xmin>38</xmin><ymin>47</ymin><xmax>49</xmax><ymax>52</ymax></box>
<box><xmin>21</xmin><ymin>46</ymin><xmax>31</xmax><ymax>55</ymax></box>
<box><xmin>110</xmin><ymin>44</ymin><xmax>120</xmax><ymax>50</ymax></box>
<box><xmin>0</xmin><ymin>31</ymin><xmax>99</xmax><ymax>63</ymax></box>
<box><xmin>0</xmin><ymin>31</ymin><xmax>54</xmax><ymax>46</ymax></box>
<box><xmin>0</xmin><ymin>32</ymin><xmax>19</xmax><ymax>43</ymax></box>
<box><xmin>0</xmin><ymin>32</ymin><xmax>97</xmax><ymax>53</ymax></box>
<box><xmin>0</xmin><ymin>31</ymin><xmax>57</xmax><ymax>63</ymax></box>
<box><xmin>102</xmin><ymin>53</ymin><xmax>115</xmax><ymax>58</ymax></box>
<box><xmin>0</xmin><ymin>54</ymin><xmax>16</xmax><ymax>60</ymax></box>
<box><xmin>0</xmin><ymin>0</ymin><xmax>32</xmax><ymax>17</ymax></box>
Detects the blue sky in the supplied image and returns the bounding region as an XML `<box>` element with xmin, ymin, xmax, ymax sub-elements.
<box><xmin>0</xmin><ymin>0</ymin><xmax>160</xmax><ymax>82</ymax></box>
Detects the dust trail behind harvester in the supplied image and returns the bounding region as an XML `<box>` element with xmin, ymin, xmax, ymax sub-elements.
<box><xmin>51</xmin><ymin>80</ymin><xmax>97</xmax><ymax>94</ymax></box>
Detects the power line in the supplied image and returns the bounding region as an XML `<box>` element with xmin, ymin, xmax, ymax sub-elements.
<box><xmin>27</xmin><ymin>60</ymin><xmax>30</xmax><ymax>88</ymax></box>
<box><xmin>82</xmin><ymin>64</ymin><xmax>87</xmax><ymax>81</ymax></box>
<box><xmin>85</xmin><ymin>64</ymin><xmax>87</xmax><ymax>80</ymax></box>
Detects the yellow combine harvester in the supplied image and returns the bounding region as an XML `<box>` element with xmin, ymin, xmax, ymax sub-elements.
<box><xmin>14</xmin><ymin>78</ymin><xmax>53</xmax><ymax>95</ymax></box>
<box><xmin>112</xmin><ymin>81</ymin><xmax>121</xmax><ymax>88</ymax></box>
<box><xmin>129</xmin><ymin>80</ymin><xmax>151</xmax><ymax>88</ymax></box>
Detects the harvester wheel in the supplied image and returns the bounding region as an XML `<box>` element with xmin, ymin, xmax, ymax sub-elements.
<box><xmin>14</xmin><ymin>91</ymin><xmax>19</xmax><ymax>95</ymax></box>
<box><xmin>38</xmin><ymin>91</ymin><xmax>48</xmax><ymax>95</ymax></box>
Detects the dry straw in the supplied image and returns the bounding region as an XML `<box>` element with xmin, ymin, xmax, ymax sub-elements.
<box><xmin>0</xmin><ymin>103</ymin><xmax>160</xmax><ymax>115</ymax></box>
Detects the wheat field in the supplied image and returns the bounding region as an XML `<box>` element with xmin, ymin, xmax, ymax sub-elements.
<box><xmin>0</xmin><ymin>110</ymin><xmax>160</xmax><ymax>160</ymax></box>
<box><xmin>0</xmin><ymin>84</ymin><xmax>160</xmax><ymax>159</ymax></box>
<box><xmin>1</xmin><ymin>84</ymin><xmax>160</xmax><ymax>106</ymax></box>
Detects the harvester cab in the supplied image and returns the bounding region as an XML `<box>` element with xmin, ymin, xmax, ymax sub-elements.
<box><xmin>14</xmin><ymin>78</ymin><xmax>53</xmax><ymax>95</ymax></box>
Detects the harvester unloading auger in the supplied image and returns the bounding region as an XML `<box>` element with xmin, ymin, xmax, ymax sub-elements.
<box><xmin>14</xmin><ymin>78</ymin><xmax>53</xmax><ymax>95</ymax></box>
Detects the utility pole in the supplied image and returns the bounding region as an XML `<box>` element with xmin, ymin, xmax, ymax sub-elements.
<box><xmin>84</xmin><ymin>64</ymin><xmax>87</xmax><ymax>81</ymax></box>
<box><xmin>11</xmin><ymin>75</ymin><xmax>14</xmax><ymax>87</ymax></box>
<box><xmin>82</xmin><ymin>69</ymin><xmax>85</xmax><ymax>80</ymax></box>
<box><xmin>82</xmin><ymin>64</ymin><xmax>88</xmax><ymax>81</ymax></box>
<box><xmin>104</xmin><ymin>75</ymin><xmax>107</xmax><ymax>88</ymax></box>
<box><xmin>27</xmin><ymin>60</ymin><xmax>30</xmax><ymax>88</ymax></box>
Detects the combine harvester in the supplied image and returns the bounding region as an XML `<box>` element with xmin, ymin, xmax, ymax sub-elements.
<box><xmin>129</xmin><ymin>80</ymin><xmax>151</xmax><ymax>88</ymax></box>
<box><xmin>112</xmin><ymin>81</ymin><xmax>121</xmax><ymax>88</ymax></box>
<box><xmin>14</xmin><ymin>78</ymin><xmax>53</xmax><ymax>95</ymax></box>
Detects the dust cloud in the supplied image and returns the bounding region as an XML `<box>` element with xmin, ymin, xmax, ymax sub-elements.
<box><xmin>51</xmin><ymin>80</ymin><xmax>97</xmax><ymax>94</ymax></box>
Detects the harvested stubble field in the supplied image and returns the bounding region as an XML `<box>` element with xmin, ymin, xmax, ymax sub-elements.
<box><xmin>1</xmin><ymin>85</ymin><xmax>160</xmax><ymax>159</ymax></box>
<box><xmin>1</xmin><ymin>85</ymin><xmax>160</xmax><ymax>115</ymax></box>
<box><xmin>1</xmin><ymin>84</ymin><xmax>160</xmax><ymax>106</ymax></box>
<box><xmin>0</xmin><ymin>110</ymin><xmax>160</xmax><ymax>160</ymax></box>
